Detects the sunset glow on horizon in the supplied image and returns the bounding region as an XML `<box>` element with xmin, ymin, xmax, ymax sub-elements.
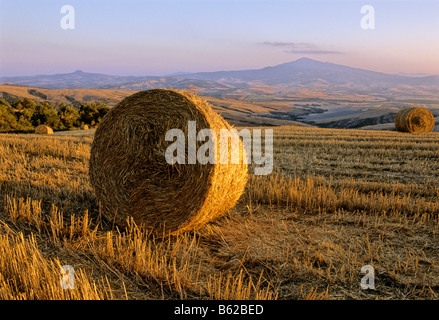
<box><xmin>1</xmin><ymin>0</ymin><xmax>438</xmax><ymax>76</ymax></box>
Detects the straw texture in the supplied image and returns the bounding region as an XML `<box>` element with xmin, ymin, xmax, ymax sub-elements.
<box><xmin>89</xmin><ymin>89</ymin><xmax>248</xmax><ymax>235</ymax></box>
<box><xmin>395</xmin><ymin>107</ymin><xmax>435</xmax><ymax>133</ymax></box>
<box><xmin>35</xmin><ymin>125</ymin><xmax>53</xmax><ymax>135</ymax></box>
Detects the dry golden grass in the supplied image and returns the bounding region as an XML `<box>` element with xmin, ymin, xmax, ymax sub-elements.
<box><xmin>0</xmin><ymin>84</ymin><xmax>133</xmax><ymax>106</ymax></box>
<box><xmin>0</xmin><ymin>126</ymin><xmax>438</xmax><ymax>300</ymax></box>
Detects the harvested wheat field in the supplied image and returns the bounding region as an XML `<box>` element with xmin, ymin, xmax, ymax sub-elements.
<box><xmin>0</xmin><ymin>126</ymin><xmax>438</xmax><ymax>300</ymax></box>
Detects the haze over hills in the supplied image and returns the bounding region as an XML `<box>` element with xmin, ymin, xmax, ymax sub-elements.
<box><xmin>2</xmin><ymin>58</ymin><xmax>438</xmax><ymax>92</ymax></box>
<box><xmin>0</xmin><ymin>70</ymin><xmax>163</xmax><ymax>90</ymax></box>
<box><xmin>187</xmin><ymin>57</ymin><xmax>439</xmax><ymax>87</ymax></box>
<box><xmin>1</xmin><ymin>58</ymin><xmax>438</xmax><ymax>130</ymax></box>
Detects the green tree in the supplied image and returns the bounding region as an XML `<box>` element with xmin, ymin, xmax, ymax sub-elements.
<box><xmin>79</xmin><ymin>103</ymin><xmax>97</xmax><ymax>126</ymax></box>
<box><xmin>97</xmin><ymin>104</ymin><xmax>110</xmax><ymax>121</ymax></box>
<box><xmin>79</xmin><ymin>103</ymin><xmax>99</xmax><ymax>126</ymax></box>
<box><xmin>15</xmin><ymin>103</ymin><xmax>35</xmax><ymax>131</ymax></box>
<box><xmin>20</xmin><ymin>98</ymin><xmax>37</xmax><ymax>110</ymax></box>
<box><xmin>58</xmin><ymin>104</ymin><xmax>80</xmax><ymax>129</ymax></box>
<box><xmin>0</xmin><ymin>103</ymin><xmax>18</xmax><ymax>131</ymax></box>
<box><xmin>16</xmin><ymin>115</ymin><xmax>34</xmax><ymax>131</ymax></box>
<box><xmin>0</xmin><ymin>99</ymin><xmax>12</xmax><ymax>111</ymax></box>
<box><xmin>31</xmin><ymin>102</ymin><xmax>64</xmax><ymax>130</ymax></box>
<box><xmin>79</xmin><ymin>102</ymin><xmax>110</xmax><ymax>126</ymax></box>
<box><xmin>11</xmin><ymin>100</ymin><xmax>24</xmax><ymax>111</ymax></box>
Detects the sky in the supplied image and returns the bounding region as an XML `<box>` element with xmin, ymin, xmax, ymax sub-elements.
<box><xmin>0</xmin><ymin>0</ymin><xmax>438</xmax><ymax>76</ymax></box>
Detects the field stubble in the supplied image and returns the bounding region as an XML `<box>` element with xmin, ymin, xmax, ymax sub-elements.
<box><xmin>0</xmin><ymin>126</ymin><xmax>438</xmax><ymax>300</ymax></box>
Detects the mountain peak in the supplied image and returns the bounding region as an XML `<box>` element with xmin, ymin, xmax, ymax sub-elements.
<box><xmin>274</xmin><ymin>57</ymin><xmax>324</xmax><ymax>68</ymax></box>
<box><xmin>296</xmin><ymin>57</ymin><xmax>318</xmax><ymax>62</ymax></box>
<box><xmin>293</xmin><ymin>57</ymin><xmax>325</xmax><ymax>65</ymax></box>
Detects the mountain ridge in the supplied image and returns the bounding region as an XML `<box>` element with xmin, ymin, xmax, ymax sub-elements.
<box><xmin>185</xmin><ymin>57</ymin><xmax>439</xmax><ymax>87</ymax></box>
<box><xmin>2</xmin><ymin>58</ymin><xmax>438</xmax><ymax>90</ymax></box>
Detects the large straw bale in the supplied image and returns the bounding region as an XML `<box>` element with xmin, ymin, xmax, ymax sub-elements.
<box><xmin>35</xmin><ymin>125</ymin><xmax>53</xmax><ymax>135</ymax></box>
<box><xmin>89</xmin><ymin>89</ymin><xmax>248</xmax><ymax>235</ymax></box>
<box><xmin>395</xmin><ymin>107</ymin><xmax>435</xmax><ymax>133</ymax></box>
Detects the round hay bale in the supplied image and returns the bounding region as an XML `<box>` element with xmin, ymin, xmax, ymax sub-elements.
<box><xmin>394</xmin><ymin>107</ymin><xmax>435</xmax><ymax>133</ymax></box>
<box><xmin>35</xmin><ymin>125</ymin><xmax>53</xmax><ymax>135</ymax></box>
<box><xmin>89</xmin><ymin>89</ymin><xmax>248</xmax><ymax>235</ymax></box>
<box><xmin>80</xmin><ymin>124</ymin><xmax>89</xmax><ymax>130</ymax></box>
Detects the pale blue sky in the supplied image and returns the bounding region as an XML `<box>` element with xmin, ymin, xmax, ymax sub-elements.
<box><xmin>1</xmin><ymin>0</ymin><xmax>438</xmax><ymax>76</ymax></box>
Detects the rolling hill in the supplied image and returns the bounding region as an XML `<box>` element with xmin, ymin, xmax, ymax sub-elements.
<box><xmin>187</xmin><ymin>57</ymin><xmax>439</xmax><ymax>88</ymax></box>
<box><xmin>2</xmin><ymin>58</ymin><xmax>438</xmax><ymax>94</ymax></box>
<box><xmin>0</xmin><ymin>84</ymin><xmax>308</xmax><ymax>127</ymax></box>
<box><xmin>1</xmin><ymin>58</ymin><xmax>438</xmax><ymax>130</ymax></box>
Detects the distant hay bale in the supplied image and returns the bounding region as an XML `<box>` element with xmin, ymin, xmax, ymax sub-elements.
<box><xmin>395</xmin><ymin>107</ymin><xmax>435</xmax><ymax>133</ymax></box>
<box><xmin>35</xmin><ymin>125</ymin><xmax>53</xmax><ymax>135</ymax></box>
<box><xmin>89</xmin><ymin>89</ymin><xmax>248</xmax><ymax>235</ymax></box>
<box><xmin>80</xmin><ymin>124</ymin><xmax>89</xmax><ymax>130</ymax></box>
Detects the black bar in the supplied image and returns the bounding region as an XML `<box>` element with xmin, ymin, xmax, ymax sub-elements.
<box><xmin>1</xmin><ymin>300</ymin><xmax>438</xmax><ymax>319</ymax></box>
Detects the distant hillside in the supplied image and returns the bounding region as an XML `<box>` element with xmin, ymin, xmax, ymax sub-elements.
<box><xmin>0</xmin><ymin>84</ymin><xmax>133</xmax><ymax>106</ymax></box>
<box><xmin>0</xmin><ymin>84</ymin><xmax>309</xmax><ymax>128</ymax></box>
<box><xmin>2</xmin><ymin>58</ymin><xmax>438</xmax><ymax>98</ymax></box>
<box><xmin>187</xmin><ymin>57</ymin><xmax>439</xmax><ymax>88</ymax></box>
<box><xmin>2</xmin><ymin>58</ymin><xmax>438</xmax><ymax>130</ymax></box>
<box><xmin>0</xmin><ymin>70</ymin><xmax>236</xmax><ymax>96</ymax></box>
<box><xmin>0</xmin><ymin>70</ymin><xmax>155</xmax><ymax>90</ymax></box>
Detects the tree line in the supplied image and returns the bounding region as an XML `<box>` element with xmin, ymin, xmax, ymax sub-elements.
<box><xmin>0</xmin><ymin>97</ymin><xmax>110</xmax><ymax>133</ymax></box>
